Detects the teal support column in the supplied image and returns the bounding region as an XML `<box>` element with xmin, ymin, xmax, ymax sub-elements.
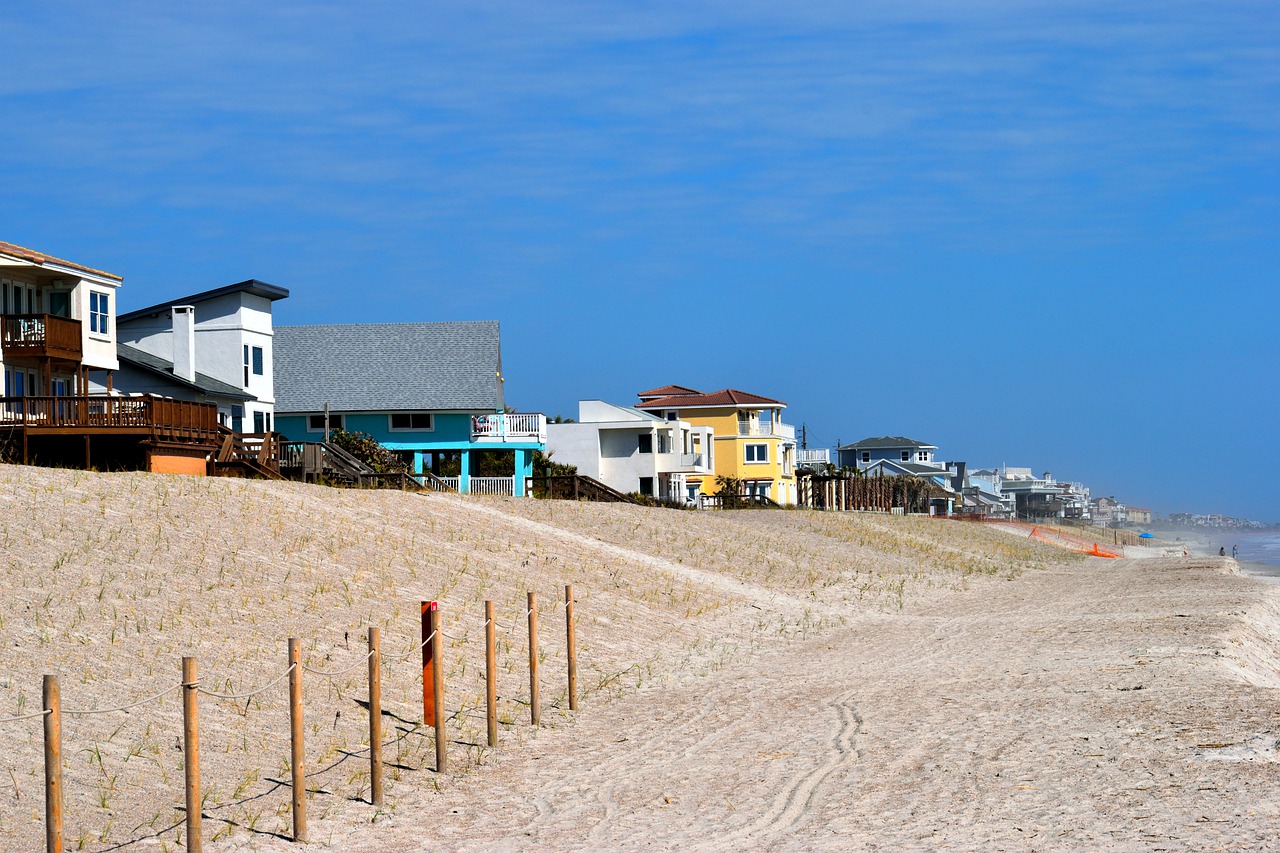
<box><xmin>513</xmin><ymin>449</ymin><xmax>533</xmax><ymax>497</ymax></box>
<box><xmin>459</xmin><ymin>450</ymin><xmax>471</xmax><ymax>494</ymax></box>
<box><xmin>413</xmin><ymin>451</ymin><xmax>425</xmax><ymax>475</ymax></box>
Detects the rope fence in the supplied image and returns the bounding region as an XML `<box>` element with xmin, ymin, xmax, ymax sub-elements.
<box><xmin>8</xmin><ymin>584</ymin><xmax>581</xmax><ymax>853</ymax></box>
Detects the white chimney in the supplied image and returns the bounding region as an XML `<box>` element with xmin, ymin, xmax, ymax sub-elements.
<box><xmin>172</xmin><ymin>306</ymin><xmax>196</xmax><ymax>382</ymax></box>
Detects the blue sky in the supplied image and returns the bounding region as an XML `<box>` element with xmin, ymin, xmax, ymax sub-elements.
<box><xmin>3</xmin><ymin>1</ymin><xmax>1277</xmax><ymax>520</ymax></box>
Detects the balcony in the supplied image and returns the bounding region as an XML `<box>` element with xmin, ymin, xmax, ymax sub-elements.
<box><xmin>1</xmin><ymin>314</ymin><xmax>83</xmax><ymax>362</ymax></box>
<box><xmin>658</xmin><ymin>451</ymin><xmax>709</xmax><ymax>473</ymax></box>
<box><xmin>471</xmin><ymin>412</ymin><xmax>547</xmax><ymax>443</ymax></box>
<box><xmin>797</xmin><ymin>448</ymin><xmax>830</xmax><ymax>466</ymax></box>
<box><xmin>737</xmin><ymin>420</ymin><xmax>795</xmax><ymax>440</ymax></box>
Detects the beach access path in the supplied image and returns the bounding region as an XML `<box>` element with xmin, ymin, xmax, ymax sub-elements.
<box><xmin>321</xmin><ymin>556</ymin><xmax>1280</xmax><ymax>852</ymax></box>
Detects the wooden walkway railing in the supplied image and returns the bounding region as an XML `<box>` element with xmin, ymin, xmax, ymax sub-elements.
<box><xmin>0</xmin><ymin>395</ymin><xmax>219</xmax><ymax>442</ymax></box>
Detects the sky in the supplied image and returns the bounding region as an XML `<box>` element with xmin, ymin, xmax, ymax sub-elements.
<box><xmin>2</xmin><ymin>1</ymin><xmax>1277</xmax><ymax>521</ymax></box>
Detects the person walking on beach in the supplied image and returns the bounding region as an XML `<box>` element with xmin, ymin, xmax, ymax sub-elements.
<box><xmin>1232</xmin><ymin>545</ymin><xmax>1238</xmax><ymax>559</ymax></box>
<box><xmin>1219</xmin><ymin>546</ymin><xmax>1226</xmax><ymax>556</ymax></box>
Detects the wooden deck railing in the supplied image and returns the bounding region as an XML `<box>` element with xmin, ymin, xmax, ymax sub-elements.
<box><xmin>1</xmin><ymin>314</ymin><xmax>83</xmax><ymax>360</ymax></box>
<box><xmin>0</xmin><ymin>395</ymin><xmax>219</xmax><ymax>442</ymax></box>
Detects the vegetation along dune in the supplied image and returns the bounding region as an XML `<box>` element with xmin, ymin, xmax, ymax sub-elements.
<box><xmin>1</xmin><ymin>465</ymin><xmax>1277</xmax><ymax>851</ymax></box>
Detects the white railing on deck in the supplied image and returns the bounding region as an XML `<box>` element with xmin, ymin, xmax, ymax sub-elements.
<box><xmin>438</xmin><ymin>477</ymin><xmax>461</xmax><ymax>491</ymax></box>
<box><xmin>737</xmin><ymin>420</ymin><xmax>795</xmax><ymax>439</ymax></box>
<box><xmin>472</xmin><ymin>413</ymin><xmax>547</xmax><ymax>441</ymax></box>
<box><xmin>797</xmin><ymin>449</ymin><xmax>830</xmax><ymax>465</ymax></box>
<box><xmin>468</xmin><ymin>477</ymin><xmax>514</xmax><ymax>496</ymax></box>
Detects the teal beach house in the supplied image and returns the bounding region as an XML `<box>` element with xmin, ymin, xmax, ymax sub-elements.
<box><xmin>273</xmin><ymin>321</ymin><xmax>545</xmax><ymax>495</ymax></box>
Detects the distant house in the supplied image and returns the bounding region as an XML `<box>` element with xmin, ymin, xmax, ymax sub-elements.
<box><xmin>273</xmin><ymin>321</ymin><xmax>545</xmax><ymax>496</ymax></box>
<box><xmin>1128</xmin><ymin>506</ymin><xmax>1152</xmax><ymax>526</ymax></box>
<box><xmin>545</xmin><ymin>400</ymin><xmax>714</xmax><ymax>501</ymax></box>
<box><xmin>635</xmin><ymin>385</ymin><xmax>797</xmax><ymax>505</ymax></box>
<box><xmin>100</xmin><ymin>279</ymin><xmax>289</xmax><ymax>433</ymax></box>
<box><xmin>837</xmin><ymin>436</ymin><xmax>941</xmax><ymax>471</ymax></box>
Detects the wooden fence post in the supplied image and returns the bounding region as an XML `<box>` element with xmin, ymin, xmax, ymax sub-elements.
<box><xmin>43</xmin><ymin>674</ymin><xmax>62</xmax><ymax>853</ymax></box>
<box><xmin>430</xmin><ymin>606</ymin><xmax>446</xmax><ymax>772</ymax></box>
<box><xmin>367</xmin><ymin>627</ymin><xmax>383</xmax><ymax>807</ymax></box>
<box><xmin>528</xmin><ymin>592</ymin><xmax>540</xmax><ymax>726</ymax></box>
<box><xmin>565</xmin><ymin>585</ymin><xmax>577</xmax><ymax>712</ymax></box>
<box><xmin>181</xmin><ymin>657</ymin><xmax>202</xmax><ymax>853</ymax></box>
<box><xmin>288</xmin><ymin>638</ymin><xmax>306</xmax><ymax>842</ymax></box>
<box><xmin>485</xmin><ymin>600</ymin><xmax>497</xmax><ymax>748</ymax></box>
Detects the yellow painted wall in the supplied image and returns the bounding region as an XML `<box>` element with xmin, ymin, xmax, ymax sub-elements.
<box><xmin>670</xmin><ymin>406</ymin><xmax>793</xmax><ymax>498</ymax></box>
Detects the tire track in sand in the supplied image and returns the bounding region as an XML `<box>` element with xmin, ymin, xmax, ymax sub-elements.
<box><xmin>715</xmin><ymin>691</ymin><xmax>862</xmax><ymax>845</ymax></box>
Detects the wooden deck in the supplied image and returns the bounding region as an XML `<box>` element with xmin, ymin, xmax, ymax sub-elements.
<box><xmin>0</xmin><ymin>395</ymin><xmax>220</xmax><ymax>444</ymax></box>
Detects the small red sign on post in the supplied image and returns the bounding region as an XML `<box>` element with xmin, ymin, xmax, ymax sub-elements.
<box><xmin>421</xmin><ymin>601</ymin><xmax>437</xmax><ymax>724</ymax></box>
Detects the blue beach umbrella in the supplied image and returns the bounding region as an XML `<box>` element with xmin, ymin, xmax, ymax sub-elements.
<box><xmin>1138</xmin><ymin>532</ymin><xmax>1154</xmax><ymax>539</ymax></box>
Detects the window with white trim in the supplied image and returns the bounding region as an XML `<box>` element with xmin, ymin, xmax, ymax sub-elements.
<box><xmin>89</xmin><ymin>291</ymin><xmax>110</xmax><ymax>336</ymax></box>
<box><xmin>744</xmin><ymin>443</ymin><xmax>768</xmax><ymax>463</ymax></box>
<box><xmin>389</xmin><ymin>413</ymin><xmax>433</xmax><ymax>431</ymax></box>
<box><xmin>308</xmin><ymin>413</ymin><xmax>344</xmax><ymax>432</ymax></box>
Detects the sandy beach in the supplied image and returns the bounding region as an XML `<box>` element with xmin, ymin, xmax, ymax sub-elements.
<box><xmin>0</xmin><ymin>466</ymin><xmax>1277</xmax><ymax>851</ymax></box>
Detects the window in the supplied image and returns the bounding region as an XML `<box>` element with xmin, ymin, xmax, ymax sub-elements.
<box><xmin>89</xmin><ymin>291</ymin><xmax>110</xmax><ymax>335</ymax></box>
<box><xmin>901</xmin><ymin>450</ymin><xmax>910</xmax><ymax>461</ymax></box>
<box><xmin>665</xmin><ymin>411</ymin><xmax>679</xmax><ymax>421</ymax></box>
<box><xmin>637</xmin><ymin>433</ymin><xmax>653</xmax><ymax>454</ymax></box>
<box><xmin>243</xmin><ymin>346</ymin><xmax>250</xmax><ymax>385</ymax></box>
<box><xmin>657</xmin><ymin>433</ymin><xmax>672</xmax><ymax>454</ymax></box>
<box><xmin>639</xmin><ymin>477</ymin><xmax>654</xmax><ymax>496</ymax></box>
<box><xmin>389</xmin><ymin>413</ymin><xmax>433</xmax><ymax>431</ymax></box>
<box><xmin>745</xmin><ymin>443</ymin><xmax>768</xmax><ymax>463</ymax></box>
<box><xmin>231</xmin><ymin>405</ymin><xmax>243</xmax><ymax>433</ymax></box>
<box><xmin>861</xmin><ymin>451</ymin><xmax>870</xmax><ymax>463</ymax></box>
<box><xmin>251</xmin><ymin>346</ymin><xmax>264</xmax><ymax>376</ymax></box>
<box><xmin>308</xmin><ymin>413</ymin><xmax>344</xmax><ymax>432</ymax></box>
<box><xmin>253</xmin><ymin>411</ymin><xmax>265</xmax><ymax>433</ymax></box>
<box><xmin>48</xmin><ymin>292</ymin><xmax>70</xmax><ymax>318</ymax></box>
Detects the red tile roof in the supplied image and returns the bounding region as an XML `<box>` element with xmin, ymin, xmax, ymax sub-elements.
<box><xmin>637</xmin><ymin>388</ymin><xmax>785</xmax><ymax>409</ymax></box>
<box><xmin>0</xmin><ymin>240</ymin><xmax>122</xmax><ymax>281</ymax></box>
<box><xmin>637</xmin><ymin>384</ymin><xmax>703</xmax><ymax>399</ymax></box>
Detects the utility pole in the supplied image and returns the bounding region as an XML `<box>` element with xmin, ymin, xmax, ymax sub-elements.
<box><xmin>801</xmin><ymin>423</ymin><xmax>807</xmax><ymax>450</ymax></box>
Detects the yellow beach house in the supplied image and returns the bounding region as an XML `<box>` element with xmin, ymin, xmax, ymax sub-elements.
<box><xmin>636</xmin><ymin>385</ymin><xmax>797</xmax><ymax>506</ymax></box>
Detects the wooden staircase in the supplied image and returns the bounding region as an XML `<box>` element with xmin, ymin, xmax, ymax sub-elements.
<box><xmin>211</xmin><ymin>428</ymin><xmax>285</xmax><ymax>479</ymax></box>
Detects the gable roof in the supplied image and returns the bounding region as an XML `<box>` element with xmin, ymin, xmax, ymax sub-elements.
<box><xmin>839</xmin><ymin>435</ymin><xmax>937</xmax><ymax>451</ymax></box>
<box><xmin>0</xmin><ymin>240</ymin><xmax>122</xmax><ymax>282</ymax></box>
<box><xmin>118</xmin><ymin>279</ymin><xmax>289</xmax><ymax>324</ymax></box>
<box><xmin>636</xmin><ymin>388</ymin><xmax>785</xmax><ymax>409</ymax></box>
<box><xmin>274</xmin><ymin>322</ymin><xmax>503</xmax><ymax>414</ymax></box>
<box><xmin>637</xmin><ymin>384</ymin><xmax>703</xmax><ymax>400</ymax></box>
<box><xmin>117</xmin><ymin>344</ymin><xmax>254</xmax><ymax>401</ymax></box>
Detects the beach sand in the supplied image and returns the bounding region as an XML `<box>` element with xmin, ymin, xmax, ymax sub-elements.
<box><xmin>0</xmin><ymin>467</ymin><xmax>1276</xmax><ymax>851</ymax></box>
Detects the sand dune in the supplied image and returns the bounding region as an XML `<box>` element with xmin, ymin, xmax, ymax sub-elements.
<box><xmin>0</xmin><ymin>466</ymin><xmax>1275</xmax><ymax>851</ymax></box>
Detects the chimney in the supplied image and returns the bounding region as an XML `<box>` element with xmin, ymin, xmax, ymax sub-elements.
<box><xmin>172</xmin><ymin>306</ymin><xmax>195</xmax><ymax>382</ymax></box>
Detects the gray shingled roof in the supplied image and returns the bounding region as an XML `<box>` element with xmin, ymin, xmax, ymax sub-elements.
<box><xmin>274</xmin><ymin>322</ymin><xmax>503</xmax><ymax>414</ymax></box>
<box><xmin>838</xmin><ymin>435</ymin><xmax>937</xmax><ymax>451</ymax></box>
<box><xmin>117</xmin><ymin>344</ymin><xmax>254</xmax><ymax>400</ymax></box>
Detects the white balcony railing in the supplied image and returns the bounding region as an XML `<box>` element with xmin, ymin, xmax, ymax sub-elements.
<box><xmin>796</xmin><ymin>449</ymin><xmax>830</xmax><ymax>465</ymax></box>
<box><xmin>471</xmin><ymin>413</ymin><xmax>547</xmax><ymax>442</ymax></box>
<box><xmin>737</xmin><ymin>420</ymin><xmax>795</xmax><ymax>439</ymax></box>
